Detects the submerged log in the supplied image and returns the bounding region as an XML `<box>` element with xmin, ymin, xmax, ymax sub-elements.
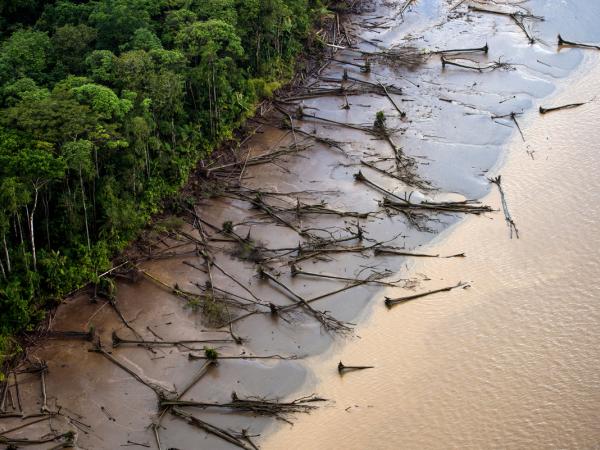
<box><xmin>374</xmin><ymin>247</ymin><xmax>465</xmax><ymax>258</ymax></box>
<box><xmin>539</xmin><ymin>102</ymin><xmax>585</xmax><ymax>114</ymax></box>
<box><xmin>489</xmin><ymin>175</ymin><xmax>519</xmax><ymax>239</ymax></box>
<box><xmin>291</xmin><ymin>264</ymin><xmax>402</xmax><ymax>287</ymax></box>
<box><xmin>558</xmin><ymin>34</ymin><xmax>600</xmax><ymax>50</ymax></box>
<box><xmin>111</xmin><ymin>331</ymin><xmax>235</xmax><ymax>348</ymax></box>
<box><xmin>435</xmin><ymin>44</ymin><xmax>488</xmax><ymax>54</ymax></box>
<box><xmin>337</xmin><ymin>361</ymin><xmax>374</xmax><ymax>373</ymax></box>
<box><xmin>385</xmin><ymin>282</ymin><xmax>469</xmax><ymax>307</ymax></box>
<box><xmin>188</xmin><ymin>353</ymin><xmax>298</xmax><ymax>361</ymax></box>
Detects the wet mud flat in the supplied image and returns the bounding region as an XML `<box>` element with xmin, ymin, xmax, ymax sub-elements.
<box><xmin>2</xmin><ymin>0</ymin><xmax>600</xmax><ymax>449</ymax></box>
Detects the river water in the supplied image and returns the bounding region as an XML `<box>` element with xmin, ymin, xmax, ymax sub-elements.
<box><xmin>3</xmin><ymin>1</ymin><xmax>600</xmax><ymax>449</ymax></box>
<box><xmin>265</xmin><ymin>1</ymin><xmax>600</xmax><ymax>448</ymax></box>
<box><xmin>267</xmin><ymin>25</ymin><xmax>600</xmax><ymax>450</ymax></box>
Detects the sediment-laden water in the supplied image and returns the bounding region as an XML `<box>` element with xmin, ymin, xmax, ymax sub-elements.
<box><xmin>3</xmin><ymin>1</ymin><xmax>599</xmax><ymax>449</ymax></box>
<box><xmin>267</xmin><ymin>22</ymin><xmax>600</xmax><ymax>450</ymax></box>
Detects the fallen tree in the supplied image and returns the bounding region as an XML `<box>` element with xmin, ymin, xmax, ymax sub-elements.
<box><xmin>163</xmin><ymin>392</ymin><xmax>326</xmax><ymax>424</ymax></box>
<box><xmin>385</xmin><ymin>282</ymin><xmax>470</xmax><ymax>307</ymax></box>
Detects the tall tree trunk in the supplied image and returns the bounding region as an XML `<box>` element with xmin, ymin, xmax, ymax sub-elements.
<box><xmin>0</xmin><ymin>254</ymin><xmax>5</xmax><ymax>280</ymax></box>
<box><xmin>28</xmin><ymin>186</ymin><xmax>39</xmax><ymax>272</ymax></box>
<box><xmin>256</xmin><ymin>31</ymin><xmax>261</xmax><ymax>69</ymax></box>
<box><xmin>79</xmin><ymin>169</ymin><xmax>91</xmax><ymax>251</ymax></box>
<box><xmin>171</xmin><ymin>118</ymin><xmax>176</xmax><ymax>149</ymax></box>
<box><xmin>212</xmin><ymin>66</ymin><xmax>219</xmax><ymax>130</ymax></box>
<box><xmin>92</xmin><ymin>177</ymin><xmax>97</xmax><ymax>235</ymax></box>
<box><xmin>94</xmin><ymin>146</ymin><xmax>99</xmax><ymax>178</ymax></box>
<box><xmin>207</xmin><ymin>73</ymin><xmax>214</xmax><ymax>137</ymax></box>
<box><xmin>17</xmin><ymin>211</ymin><xmax>27</xmax><ymax>266</ymax></box>
<box><xmin>145</xmin><ymin>145</ymin><xmax>150</xmax><ymax>179</ymax></box>
<box><xmin>3</xmin><ymin>232</ymin><xmax>11</xmax><ymax>273</ymax></box>
<box><xmin>132</xmin><ymin>168</ymin><xmax>136</xmax><ymax>198</ymax></box>
<box><xmin>43</xmin><ymin>193</ymin><xmax>51</xmax><ymax>249</ymax></box>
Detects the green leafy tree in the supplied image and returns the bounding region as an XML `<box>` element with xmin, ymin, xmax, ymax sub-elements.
<box><xmin>62</xmin><ymin>140</ymin><xmax>94</xmax><ymax>250</ymax></box>
<box><xmin>3</xmin><ymin>90</ymin><xmax>100</xmax><ymax>144</ymax></box>
<box><xmin>114</xmin><ymin>50</ymin><xmax>155</xmax><ymax>93</ymax></box>
<box><xmin>162</xmin><ymin>9</ymin><xmax>197</xmax><ymax>46</ymax></box>
<box><xmin>129</xmin><ymin>28</ymin><xmax>163</xmax><ymax>51</ymax></box>
<box><xmin>52</xmin><ymin>24</ymin><xmax>98</xmax><ymax>74</ymax></box>
<box><xmin>176</xmin><ymin>19</ymin><xmax>245</xmax><ymax>136</ymax></box>
<box><xmin>85</xmin><ymin>50</ymin><xmax>117</xmax><ymax>84</ymax></box>
<box><xmin>36</xmin><ymin>1</ymin><xmax>94</xmax><ymax>30</ymax></box>
<box><xmin>0</xmin><ymin>0</ymin><xmax>325</xmax><ymax>352</ymax></box>
<box><xmin>89</xmin><ymin>0</ymin><xmax>159</xmax><ymax>50</ymax></box>
<box><xmin>0</xmin><ymin>177</ymin><xmax>29</xmax><ymax>278</ymax></box>
<box><xmin>2</xmin><ymin>78</ymin><xmax>49</xmax><ymax>106</ymax></box>
<box><xmin>1</xmin><ymin>147</ymin><xmax>66</xmax><ymax>271</ymax></box>
<box><xmin>193</xmin><ymin>0</ymin><xmax>238</xmax><ymax>25</ymax></box>
<box><xmin>73</xmin><ymin>83</ymin><xmax>133</xmax><ymax>120</ymax></box>
<box><xmin>0</xmin><ymin>29</ymin><xmax>52</xmax><ymax>84</ymax></box>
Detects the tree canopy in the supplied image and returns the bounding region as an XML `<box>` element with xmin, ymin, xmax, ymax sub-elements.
<box><xmin>0</xmin><ymin>0</ymin><xmax>326</xmax><ymax>350</ymax></box>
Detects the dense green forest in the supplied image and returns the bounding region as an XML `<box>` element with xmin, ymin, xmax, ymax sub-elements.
<box><xmin>0</xmin><ymin>0</ymin><xmax>327</xmax><ymax>358</ymax></box>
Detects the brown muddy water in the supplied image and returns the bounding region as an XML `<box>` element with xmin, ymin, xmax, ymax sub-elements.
<box><xmin>3</xmin><ymin>1</ymin><xmax>600</xmax><ymax>449</ymax></box>
<box><xmin>267</xmin><ymin>34</ymin><xmax>600</xmax><ymax>450</ymax></box>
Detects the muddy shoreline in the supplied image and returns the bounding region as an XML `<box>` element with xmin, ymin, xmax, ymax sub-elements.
<box><xmin>2</xmin><ymin>0</ymin><xmax>600</xmax><ymax>449</ymax></box>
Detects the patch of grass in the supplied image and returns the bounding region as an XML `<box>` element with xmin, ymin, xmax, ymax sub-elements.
<box><xmin>235</xmin><ymin>240</ymin><xmax>262</xmax><ymax>262</ymax></box>
<box><xmin>202</xmin><ymin>295</ymin><xmax>228</xmax><ymax>327</ymax></box>
<box><xmin>374</xmin><ymin>110</ymin><xmax>387</xmax><ymax>131</ymax></box>
<box><xmin>185</xmin><ymin>292</ymin><xmax>228</xmax><ymax>327</ymax></box>
<box><xmin>204</xmin><ymin>346</ymin><xmax>219</xmax><ymax>361</ymax></box>
<box><xmin>222</xmin><ymin>221</ymin><xmax>234</xmax><ymax>234</ymax></box>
